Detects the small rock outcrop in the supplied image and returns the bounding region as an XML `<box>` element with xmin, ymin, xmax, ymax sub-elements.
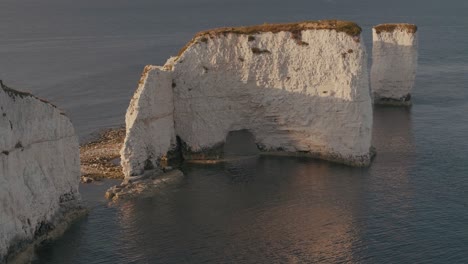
<box><xmin>0</xmin><ymin>82</ymin><xmax>83</xmax><ymax>262</ymax></box>
<box><xmin>121</xmin><ymin>20</ymin><xmax>374</xmax><ymax>177</ymax></box>
<box><xmin>371</xmin><ymin>23</ymin><xmax>418</xmax><ymax>105</ymax></box>
<box><xmin>105</xmin><ymin>169</ymin><xmax>184</xmax><ymax>201</ymax></box>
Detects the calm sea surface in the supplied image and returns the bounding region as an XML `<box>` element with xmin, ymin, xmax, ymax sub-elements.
<box><xmin>1</xmin><ymin>0</ymin><xmax>467</xmax><ymax>263</ymax></box>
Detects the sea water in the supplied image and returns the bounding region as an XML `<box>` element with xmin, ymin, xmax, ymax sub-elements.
<box><xmin>0</xmin><ymin>0</ymin><xmax>467</xmax><ymax>263</ymax></box>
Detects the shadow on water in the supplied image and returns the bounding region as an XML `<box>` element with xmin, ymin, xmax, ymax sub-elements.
<box><xmin>371</xmin><ymin>105</ymin><xmax>415</xmax><ymax>165</ymax></box>
<box><xmin>222</xmin><ymin>130</ymin><xmax>260</xmax><ymax>183</ymax></box>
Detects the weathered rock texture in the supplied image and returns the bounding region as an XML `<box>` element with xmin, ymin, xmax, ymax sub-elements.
<box><xmin>121</xmin><ymin>20</ymin><xmax>373</xmax><ymax>177</ymax></box>
<box><xmin>121</xmin><ymin>66</ymin><xmax>178</xmax><ymax>176</ymax></box>
<box><xmin>371</xmin><ymin>23</ymin><xmax>418</xmax><ymax>105</ymax></box>
<box><xmin>0</xmin><ymin>83</ymin><xmax>82</xmax><ymax>262</ymax></box>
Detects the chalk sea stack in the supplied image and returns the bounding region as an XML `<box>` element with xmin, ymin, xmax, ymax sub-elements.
<box><xmin>121</xmin><ymin>20</ymin><xmax>374</xmax><ymax>178</ymax></box>
<box><xmin>371</xmin><ymin>23</ymin><xmax>418</xmax><ymax>106</ymax></box>
<box><xmin>0</xmin><ymin>82</ymin><xmax>83</xmax><ymax>262</ymax></box>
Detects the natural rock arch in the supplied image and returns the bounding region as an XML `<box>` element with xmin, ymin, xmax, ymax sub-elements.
<box><xmin>120</xmin><ymin>20</ymin><xmax>374</xmax><ymax>177</ymax></box>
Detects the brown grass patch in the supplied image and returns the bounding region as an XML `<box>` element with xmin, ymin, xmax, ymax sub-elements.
<box><xmin>374</xmin><ymin>23</ymin><xmax>417</xmax><ymax>34</ymax></box>
<box><xmin>177</xmin><ymin>20</ymin><xmax>361</xmax><ymax>59</ymax></box>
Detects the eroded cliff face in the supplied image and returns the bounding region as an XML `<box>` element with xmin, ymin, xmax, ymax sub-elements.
<box><xmin>370</xmin><ymin>24</ymin><xmax>418</xmax><ymax>105</ymax></box>
<box><xmin>120</xmin><ymin>66</ymin><xmax>177</xmax><ymax>177</ymax></box>
<box><xmin>0</xmin><ymin>84</ymin><xmax>81</xmax><ymax>262</ymax></box>
<box><xmin>121</xmin><ymin>20</ymin><xmax>374</xmax><ymax>177</ymax></box>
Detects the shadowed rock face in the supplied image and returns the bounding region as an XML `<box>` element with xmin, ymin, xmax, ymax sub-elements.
<box><xmin>223</xmin><ymin>130</ymin><xmax>259</xmax><ymax>157</ymax></box>
<box><xmin>121</xmin><ymin>21</ymin><xmax>373</xmax><ymax>177</ymax></box>
<box><xmin>371</xmin><ymin>23</ymin><xmax>418</xmax><ymax>106</ymax></box>
<box><xmin>0</xmin><ymin>83</ymin><xmax>81</xmax><ymax>262</ymax></box>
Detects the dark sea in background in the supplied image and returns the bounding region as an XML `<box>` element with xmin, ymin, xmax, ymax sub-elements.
<box><xmin>1</xmin><ymin>0</ymin><xmax>467</xmax><ymax>263</ymax></box>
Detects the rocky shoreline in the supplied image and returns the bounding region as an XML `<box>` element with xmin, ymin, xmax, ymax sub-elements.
<box><xmin>79</xmin><ymin>128</ymin><xmax>185</xmax><ymax>202</ymax></box>
<box><xmin>80</xmin><ymin>127</ymin><xmax>126</xmax><ymax>181</ymax></box>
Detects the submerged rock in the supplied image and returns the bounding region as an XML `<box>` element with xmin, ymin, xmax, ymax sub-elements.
<box><xmin>0</xmin><ymin>82</ymin><xmax>83</xmax><ymax>263</ymax></box>
<box><xmin>121</xmin><ymin>20</ymin><xmax>374</xmax><ymax>178</ymax></box>
<box><xmin>371</xmin><ymin>23</ymin><xmax>418</xmax><ymax>106</ymax></box>
<box><xmin>81</xmin><ymin>176</ymin><xmax>94</xmax><ymax>183</ymax></box>
<box><xmin>105</xmin><ymin>169</ymin><xmax>184</xmax><ymax>201</ymax></box>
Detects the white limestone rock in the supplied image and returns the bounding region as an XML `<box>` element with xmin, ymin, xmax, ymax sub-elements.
<box><xmin>121</xmin><ymin>20</ymin><xmax>374</xmax><ymax>177</ymax></box>
<box><xmin>120</xmin><ymin>66</ymin><xmax>177</xmax><ymax>177</ymax></box>
<box><xmin>370</xmin><ymin>23</ymin><xmax>418</xmax><ymax>105</ymax></box>
<box><xmin>0</xmin><ymin>83</ymin><xmax>81</xmax><ymax>262</ymax></box>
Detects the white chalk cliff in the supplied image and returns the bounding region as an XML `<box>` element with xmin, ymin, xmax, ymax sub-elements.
<box><xmin>370</xmin><ymin>23</ymin><xmax>418</xmax><ymax>105</ymax></box>
<box><xmin>121</xmin><ymin>20</ymin><xmax>374</xmax><ymax>177</ymax></box>
<box><xmin>0</xmin><ymin>83</ymin><xmax>81</xmax><ymax>262</ymax></box>
<box><xmin>121</xmin><ymin>66</ymin><xmax>177</xmax><ymax>177</ymax></box>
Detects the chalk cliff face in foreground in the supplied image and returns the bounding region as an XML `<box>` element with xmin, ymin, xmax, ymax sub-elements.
<box><xmin>371</xmin><ymin>23</ymin><xmax>418</xmax><ymax>105</ymax></box>
<box><xmin>0</xmin><ymin>84</ymin><xmax>81</xmax><ymax>262</ymax></box>
<box><xmin>121</xmin><ymin>20</ymin><xmax>373</xmax><ymax>177</ymax></box>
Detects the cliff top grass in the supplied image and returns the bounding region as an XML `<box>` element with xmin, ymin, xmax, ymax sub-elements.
<box><xmin>176</xmin><ymin>20</ymin><xmax>362</xmax><ymax>58</ymax></box>
<box><xmin>0</xmin><ymin>80</ymin><xmax>60</xmax><ymax>110</ymax></box>
<box><xmin>1</xmin><ymin>80</ymin><xmax>34</xmax><ymax>98</ymax></box>
<box><xmin>373</xmin><ymin>23</ymin><xmax>418</xmax><ymax>34</ymax></box>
